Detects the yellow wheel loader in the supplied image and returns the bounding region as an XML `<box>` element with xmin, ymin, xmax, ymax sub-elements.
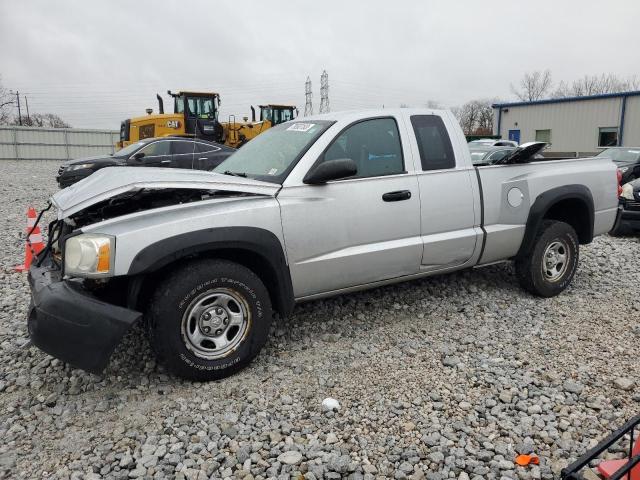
<box><xmin>223</xmin><ymin>104</ymin><xmax>298</xmax><ymax>148</ymax></box>
<box><xmin>116</xmin><ymin>91</ymin><xmax>224</xmax><ymax>149</ymax></box>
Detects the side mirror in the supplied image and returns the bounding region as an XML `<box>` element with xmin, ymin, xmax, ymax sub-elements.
<box><xmin>133</xmin><ymin>152</ymin><xmax>145</xmax><ymax>161</ymax></box>
<box><xmin>303</xmin><ymin>158</ymin><xmax>357</xmax><ymax>184</ymax></box>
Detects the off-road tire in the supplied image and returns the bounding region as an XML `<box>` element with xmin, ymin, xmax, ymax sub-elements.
<box><xmin>147</xmin><ymin>259</ymin><xmax>272</xmax><ymax>381</ymax></box>
<box><xmin>515</xmin><ymin>220</ymin><xmax>579</xmax><ymax>297</ymax></box>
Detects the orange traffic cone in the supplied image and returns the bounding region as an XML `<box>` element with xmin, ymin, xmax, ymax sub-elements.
<box><xmin>15</xmin><ymin>207</ymin><xmax>45</xmax><ymax>272</ymax></box>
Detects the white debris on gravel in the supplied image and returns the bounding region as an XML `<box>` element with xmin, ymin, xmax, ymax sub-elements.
<box><xmin>321</xmin><ymin>398</ymin><xmax>341</xmax><ymax>412</ymax></box>
<box><xmin>0</xmin><ymin>160</ymin><xmax>639</xmax><ymax>480</ymax></box>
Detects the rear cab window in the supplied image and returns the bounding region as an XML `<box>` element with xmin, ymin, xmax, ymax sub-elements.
<box><xmin>410</xmin><ymin>115</ymin><xmax>455</xmax><ymax>171</ymax></box>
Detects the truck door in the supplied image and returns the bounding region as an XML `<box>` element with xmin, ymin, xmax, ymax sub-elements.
<box><xmin>278</xmin><ymin>117</ymin><xmax>422</xmax><ymax>298</ymax></box>
<box><xmin>408</xmin><ymin>115</ymin><xmax>478</xmax><ymax>269</ymax></box>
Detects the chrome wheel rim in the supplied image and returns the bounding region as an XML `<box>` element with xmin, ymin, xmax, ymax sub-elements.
<box><xmin>542</xmin><ymin>239</ymin><xmax>569</xmax><ymax>282</ymax></box>
<box><xmin>181</xmin><ymin>288</ymin><xmax>250</xmax><ymax>360</ymax></box>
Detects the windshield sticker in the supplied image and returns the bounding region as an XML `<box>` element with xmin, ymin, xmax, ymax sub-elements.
<box><xmin>267</xmin><ymin>168</ymin><xmax>279</xmax><ymax>175</ymax></box>
<box><xmin>286</xmin><ymin>123</ymin><xmax>315</xmax><ymax>132</ymax></box>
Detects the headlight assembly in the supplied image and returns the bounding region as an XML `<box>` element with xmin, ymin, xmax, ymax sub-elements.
<box><xmin>67</xmin><ymin>163</ymin><xmax>94</xmax><ymax>171</ymax></box>
<box><xmin>621</xmin><ymin>183</ymin><xmax>635</xmax><ymax>201</ymax></box>
<box><xmin>64</xmin><ymin>234</ymin><xmax>115</xmax><ymax>277</ymax></box>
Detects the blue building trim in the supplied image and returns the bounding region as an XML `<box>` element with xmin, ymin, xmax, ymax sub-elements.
<box><xmin>619</xmin><ymin>95</ymin><xmax>628</xmax><ymax>146</ymax></box>
<box><xmin>492</xmin><ymin>90</ymin><xmax>640</xmax><ymax>108</ymax></box>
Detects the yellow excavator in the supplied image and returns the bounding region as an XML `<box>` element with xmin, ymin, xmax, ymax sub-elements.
<box><xmin>116</xmin><ymin>90</ymin><xmax>297</xmax><ymax>150</ymax></box>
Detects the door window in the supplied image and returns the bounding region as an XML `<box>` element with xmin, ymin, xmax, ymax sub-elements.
<box><xmin>323</xmin><ymin>118</ymin><xmax>404</xmax><ymax>178</ymax></box>
<box><xmin>196</xmin><ymin>142</ymin><xmax>221</xmax><ymax>153</ymax></box>
<box><xmin>138</xmin><ymin>140</ymin><xmax>170</xmax><ymax>156</ymax></box>
<box><xmin>410</xmin><ymin>115</ymin><xmax>455</xmax><ymax>171</ymax></box>
<box><xmin>172</xmin><ymin>141</ymin><xmax>196</xmax><ymax>155</ymax></box>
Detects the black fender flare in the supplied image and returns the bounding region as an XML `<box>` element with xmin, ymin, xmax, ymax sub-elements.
<box><xmin>517</xmin><ymin>184</ymin><xmax>594</xmax><ymax>257</ymax></box>
<box><xmin>127</xmin><ymin>226</ymin><xmax>294</xmax><ymax>317</ymax></box>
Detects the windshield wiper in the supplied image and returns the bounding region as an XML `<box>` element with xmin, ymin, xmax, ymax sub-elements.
<box><xmin>223</xmin><ymin>170</ymin><xmax>247</xmax><ymax>178</ymax></box>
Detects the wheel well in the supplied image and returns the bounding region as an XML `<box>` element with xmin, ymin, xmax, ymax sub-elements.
<box><xmin>129</xmin><ymin>249</ymin><xmax>291</xmax><ymax>317</ymax></box>
<box><xmin>544</xmin><ymin>198</ymin><xmax>591</xmax><ymax>244</ymax></box>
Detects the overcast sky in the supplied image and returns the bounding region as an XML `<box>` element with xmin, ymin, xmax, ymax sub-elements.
<box><xmin>1</xmin><ymin>0</ymin><xmax>638</xmax><ymax>129</ymax></box>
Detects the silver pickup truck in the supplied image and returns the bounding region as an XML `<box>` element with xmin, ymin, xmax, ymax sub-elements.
<box><xmin>27</xmin><ymin>109</ymin><xmax>620</xmax><ymax>380</ymax></box>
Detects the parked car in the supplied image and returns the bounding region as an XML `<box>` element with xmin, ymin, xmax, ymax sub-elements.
<box><xmin>28</xmin><ymin>109</ymin><xmax>620</xmax><ymax>380</ymax></box>
<box><xmin>56</xmin><ymin>137</ymin><xmax>236</xmax><ymax>188</ymax></box>
<box><xmin>468</xmin><ymin>145</ymin><xmax>516</xmax><ymax>165</ymax></box>
<box><xmin>596</xmin><ymin>147</ymin><xmax>640</xmax><ymax>184</ymax></box>
<box><xmin>612</xmin><ymin>178</ymin><xmax>640</xmax><ymax>235</ymax></box>
<box><xmin>468</xmin><ymin>138</ymin><xmax>518</xmax><ymax>147</ymax></box>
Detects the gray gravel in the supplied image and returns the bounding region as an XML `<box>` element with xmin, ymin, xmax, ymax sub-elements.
<box><xmin>1</xmin><ymin>160</ymin><xmax>639</xmax><ymax>480</ymax></box>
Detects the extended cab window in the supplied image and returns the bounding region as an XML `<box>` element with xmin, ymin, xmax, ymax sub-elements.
<box><xmin>410</xmin><ymin>115</ymin><xmax>455</xmax><ymax>171</ymax></box>
<box><xmin>323</xmin><ymin>118</ymin><xmax>404</xmax><ymax>178</ymax></box>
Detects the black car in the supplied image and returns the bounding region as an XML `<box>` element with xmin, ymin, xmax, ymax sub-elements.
<box><xmin>596</xmin><ymin>147</ymin><xmax>640</xmax><ymax>184</ymax></box>
<box><xmin>56</xmin><ymin>137</ymin><xmax>236</xmax><ymax>188</ymax></box>
<box><xmin>613</xmin><ymin>177</ymin><xmax>640</xmax><ymax>235</ymax></box>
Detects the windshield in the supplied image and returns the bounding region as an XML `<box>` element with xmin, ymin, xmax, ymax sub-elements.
<box><xmin>113</xmin><ymin>141</ymin><xmax>147</xmax><ymax>158</ymax></box>
<box><xmin>597</xmin><ymin>148</ymin><xmax>640</xmax><ymax>163</ymax></box>
<box><xmin>469</xmin><ymin>151</ymin><xmax>488</xmax><ymax>164</ymax></box>
<box><xmin>214</xmin><ymin>120</ymin><xmax>334</xmax><ymax>183</ymax></box>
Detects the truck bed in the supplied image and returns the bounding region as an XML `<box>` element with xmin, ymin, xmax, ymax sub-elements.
<box><xmin>476</xmin><ymin>157</ymin><xmax>619</xmax><ymax>264</ymax></box>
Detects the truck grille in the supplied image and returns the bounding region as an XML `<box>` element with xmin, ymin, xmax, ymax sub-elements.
<box><xmin>625</xmin><ymin>200</ymin><xmax>640</xmax><ymax>211</ymax></box>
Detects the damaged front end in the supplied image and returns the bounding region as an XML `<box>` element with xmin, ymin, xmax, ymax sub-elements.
<box><xmin>27</xmin><ymin>167</ymin><xmax>280</xmax><ymax>373</ymax></box>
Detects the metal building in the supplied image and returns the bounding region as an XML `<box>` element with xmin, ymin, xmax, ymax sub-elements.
<box><xmin>493</xmin><ymin>91</ymin><xmax>640</xmax><ymax>157</ymax></box>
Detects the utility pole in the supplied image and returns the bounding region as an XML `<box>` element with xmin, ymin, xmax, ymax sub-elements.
<box><xmin>319</xmin><ymin>70</ymin><xmax>329</xmax><ymax>114</ymax></box>
<box><xmin>304</xmin><ymin>76</ymin><xmax>313</xmax><ymax>116</ymax></box>
<box><xmin>14</xmin><ymin>91</ymin><xmax>22</xmax><ymax>125</ymax></box>
<box><xmin>24</xmin><ymin>95</ymin><xmax>30</xmax><ymax>124</ymax></box>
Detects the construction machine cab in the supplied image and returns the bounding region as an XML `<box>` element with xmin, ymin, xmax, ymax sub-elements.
<box><xmin>259</xmin><ymin>105</ymin><xmax>297</xmax><ymax>126</ymax></box>
<box><xmin>168</xmin><ymin>90</ymin><xmax>223</xmax><ymax>143</ymax></box>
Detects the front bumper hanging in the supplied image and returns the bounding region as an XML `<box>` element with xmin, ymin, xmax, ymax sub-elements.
<box><xmin>27</xmin><ymin>255</ymin><xmax>142</xmax><ymax>374</ymax></box>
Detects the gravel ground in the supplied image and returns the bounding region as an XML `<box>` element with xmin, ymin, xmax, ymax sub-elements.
<box><xmin>0</xmin><ymin>160</ymin><xmax>639</xmax><ymax>480</ymax></box>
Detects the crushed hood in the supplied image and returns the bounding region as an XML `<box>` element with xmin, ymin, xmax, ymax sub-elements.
<box><xmin>51</xmin><ymin>167</ymin><xmax>280</xmax><ymax>219</ymax></box>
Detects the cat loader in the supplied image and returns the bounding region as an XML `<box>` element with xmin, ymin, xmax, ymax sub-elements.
<box><xmin>116</xmin><ymin>91</ymin><xmax>224</xmax><ymax>149</ymax></box>
<box><xmin>223</xmin><ymin>104</ymin><xmax>298</xmax><ymax>148</ymax></box>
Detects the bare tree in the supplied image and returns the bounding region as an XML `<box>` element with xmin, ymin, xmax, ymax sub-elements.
<box><xmin>424</xmin><ymin>100</ymin><xmax>442</xmax><ymax>109</ymax></box>
<box><xmin>453</xmin><ymin>99</ymin><xmax>496</xmax><ymax>135</ymax></box>
<box><xmin>553</xmin><ymin>73</ymin><xmax>640</xmax><ymax>98</ymax></box>
<box><xmin>511</xmin><ymin>70</ymin><xmax>553</xmax><ymax>102</ymax></box>
<box><xmin>13</xmin><ymin>113</ymin><xmax>70</xmax><ymax>128</ymax></box>
<box><xmin>0</xmin><ymin>76</ymin><xmax>15</xmax><ymax>125</ymax></box>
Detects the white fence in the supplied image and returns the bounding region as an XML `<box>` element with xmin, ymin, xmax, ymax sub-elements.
<box><xmin>0</xmin><ymin>126</ymin><xmax>119</xmax><ymax>161</ymax></box>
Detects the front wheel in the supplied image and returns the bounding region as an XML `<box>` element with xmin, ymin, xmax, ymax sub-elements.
<box><xmin>147</xmin><ymin>259</ymin><xmax>273</xmax><ymax>381</ymax></box>
<box><xmin>515</xmin><ymin>220</ymin><xmax>579</xmax><ymax>297</ymax></box>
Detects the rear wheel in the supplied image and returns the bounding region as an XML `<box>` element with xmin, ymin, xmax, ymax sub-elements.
<box><xmin>515</xmin><ymin>220</ymin><xmax>579</xmax><ymax>297</ymax></box>
<box><xmin>147</xmin><ymin>259</ymin><xmax>273</xmax><ymax>381</ymax></box>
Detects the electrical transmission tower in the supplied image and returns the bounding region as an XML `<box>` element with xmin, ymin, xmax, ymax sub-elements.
<box><xmin>319</xmin><ymin>70</ymin><xmax>329</xmax><ymax>113</ymax></box>
<box><xmin>304</xmin><ymin>76</ymin><xmax>313</xmax><ymax>116</ymax></box>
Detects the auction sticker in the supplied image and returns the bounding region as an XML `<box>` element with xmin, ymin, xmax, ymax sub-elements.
<box><xmin>286</xmin><ymin>123</ymin><xmax>315</xmax><ymax>132</ymax></box>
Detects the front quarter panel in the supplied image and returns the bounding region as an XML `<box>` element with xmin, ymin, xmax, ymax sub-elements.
<box><xmin>80</xmin><ymin>196</ymin><xmax>285</xmax><ymax>276</ymax></box>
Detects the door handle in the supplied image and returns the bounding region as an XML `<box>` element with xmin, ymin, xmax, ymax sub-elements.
<box><xmin>382</xmin><ymin>190</ymin><xmax>412</xmax><ymax>202</ymax></box>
